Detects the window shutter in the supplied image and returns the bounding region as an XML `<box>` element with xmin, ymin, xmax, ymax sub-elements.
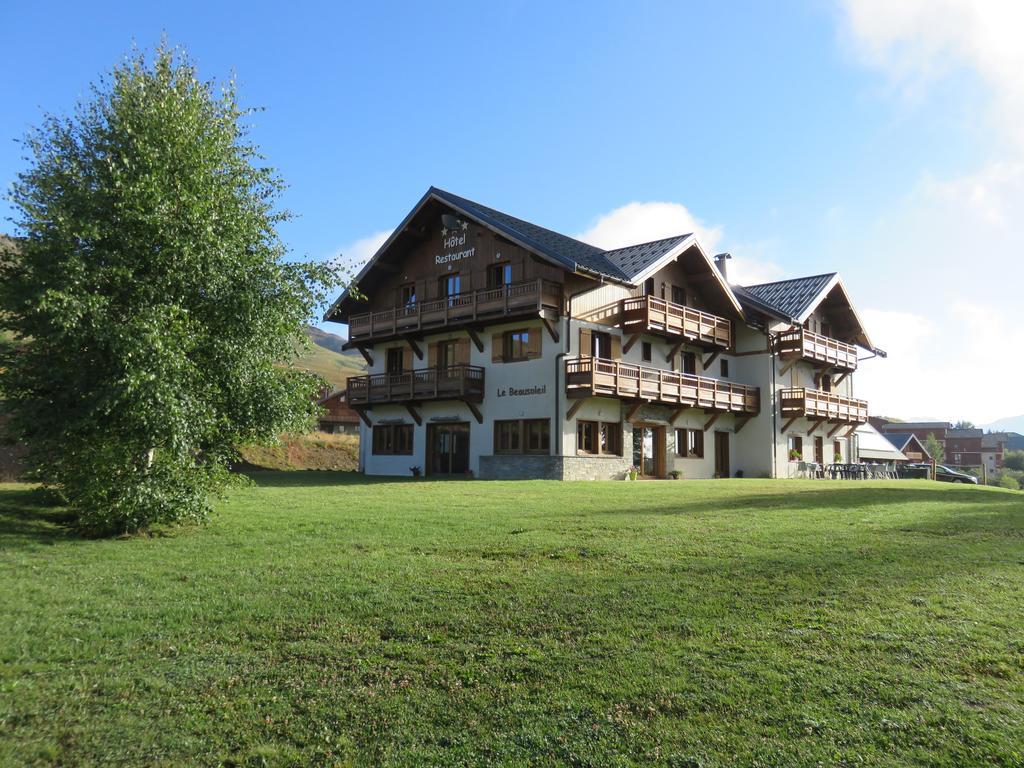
<box><xmin>527</xmin><ymin>329</ymin><xmax>542</xmax><ymax>359</ymax></box>
<box><xmin>492</xmin><ymin>333</ymin><xmax>504</xmax><ymax>363</ymax></box>
<box><xmin>402</xmin><ymin>346</ymin><xmax>413</xmax><ymax>371</ymax></box>
<box><xmin>610</xmin><ymin>334</ymin><xmax>621</xmax><ymax>360</ymax></box>
<box><xmin>427</xmin><ymin>343</ymin><xmax>438</xmax><ymax>368</ymax></box>
<box><xmin>579</xmin><ymin>328</ymin><xmax>592</xmax><ymax>357</ymax></box>
<box><xmin>456</xmin><ymin>338</ymin><xmax>471</xmax><ymax>364</ymax></box>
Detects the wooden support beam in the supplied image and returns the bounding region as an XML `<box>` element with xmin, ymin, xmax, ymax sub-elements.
<box><xmin>780</xmin><ymin>417</ymin><xmax>798</xmax><ymax>435</ymax></box>
<box><xmin>733</xmin><ymin>416</ymin><xmax>752</xmax><ymax>434</ymax></box>
<box><xmin>565</xmin><ymin>398</ymin><xmax>586</xmax><ymax>421</ymax></box>
<box><xmin>827</xmin><ymin>422</ymin><xmax>845</xmax><ymax>437</ymax></box>
<box><xmin>843</xmin><ymin>425</ymin><xmax>858</xmax><ymax>438</ymax></box>
<box><xmin>404</xmin><ymin>405</ymin><xmax>422</xmax><ymax>426</ymax></box>
<box><xmin>833</xmin><ymin>371</ymin><xmax>850</xmax><ymax>387</ymax></box>
<box><xmin>703</xmin><ymin>350</ymin><xmax>721</xmax><ymax>370</ymax></box>
<box><xmin>704</xmin><ymin>412</ymin><xmax>721</xmax><ymax>432</ymax></box>
<box><xmin>464</xmin><ymin>400</ymin><xmax>483</xmax><ymax>425</ymax></box>
<box><xmin>623</xmin><ymin>333</ymin><xmax>641</xmax><ymax>355</ymax></box>
<box><xmin>353</xmin><ymin>407</ymin><xmax>372</xmax><ymax>428</ymax></box>
<box><xmin>541</xmin><ymin>316</ymin><xmax>560</xmax><ymax>344</ymax></box>
<box><xmin>670</xmin><ymin>407</ymin><xmax>688</xmax><ymax>425</ymax></box>
<box><xmin>779</xmin><ymin>359</ymin><xmax>798</xmax><ymax>377</ymax></box>
<box><xmin>466</xmin><ymin>328</ymin><xmax>484</xmax><ymax>353</ymax></box>
<box><xmin>357</xmin><ymin>346</ymin><xmax>374</xmax><ymax>366</ymax></box>
<box><xmin>666</xmin><ymin>339</ymin><xmax>686</xmax><ymax>363</ymax></box>
<box><xmin>806</xmin><ymin>418</ymin><xmax>826</xmax><ymax>436</ymax></box>
<box><xmin>626</xmin><ymin>402</ymin><xmax>644</xmax><ymax>423</ymax></box>
<box><xmin>406</xmin><ymin>337</ymin><xmax>423</xmax><ymax>360</ymax></box>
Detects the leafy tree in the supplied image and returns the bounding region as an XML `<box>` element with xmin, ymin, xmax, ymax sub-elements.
<box><xmin>953</xmin><ymin>420</ymin><xmax>976</xmax><ymax>429</ymax></box>
<box><xmin>924</xmin><ymin>433</ymin><xmax>945</xmax><ymax>464</ymax></box>
<box><xmin>1004</xmin><ymin>450</ymin><xmax>1024</xmax><ymax>473</ymax></box>
<box><xmin>0</xmin><ymin>45</ymin><xmax>339</xmax><ymax>535</ymax></box>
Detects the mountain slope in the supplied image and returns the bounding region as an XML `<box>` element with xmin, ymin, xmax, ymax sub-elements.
<box><xmin>293</xmin><ymin>326</ymin><xmax>364</xmax><ymax>390</ymax></box>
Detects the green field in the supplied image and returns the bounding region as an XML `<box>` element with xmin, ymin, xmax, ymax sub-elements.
<box><xmin>1</xmin><ymin>477</ymin><xmax>1022</xmax><ymax>767</ymax></box>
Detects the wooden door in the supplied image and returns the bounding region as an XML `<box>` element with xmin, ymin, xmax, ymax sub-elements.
<box><xmin>427</xmin><ymin>423</ymin><xmax>470</xmax><ymax>476</ymax></box>
<box><xmin>714</xmin><ymin>431</ymin><xmax>730</xmax><ymax>478</ymax></box>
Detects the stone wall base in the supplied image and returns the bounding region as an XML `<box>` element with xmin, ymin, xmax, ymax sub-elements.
<box><xmin>478</xmin><ymin>454</ymin><xmax>631</xmax><ymax>481</ymax></box>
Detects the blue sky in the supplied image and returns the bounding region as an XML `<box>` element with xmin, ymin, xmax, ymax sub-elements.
<box><xmin>1</xmin><ymin>1</ymin><xmax>1021</xmax><ymax>423</ymax></box>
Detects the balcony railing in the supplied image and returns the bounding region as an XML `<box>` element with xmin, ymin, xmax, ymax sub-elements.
<box><xmin>348</xmin><ymin>279</ymin><xmax>563</xmax><ymax>342</ymax></box>
<box><xmin>565</xmin><ymin>356</ymin><xmax>759</xmax><ymax>415</ymax></box>
<box><xmin>778</xmin><ymin>328</ymin><xmax>858</xmax><ymax>372</ymax></box>
<box><xmin>347</xmin><ymin>365</ymin><xmax>485</xmax><ymax>406</ymax></box>
<box><xmin>779</xmin><ymin>387</ymin><xmax>867</xmax><ymax>424</ymax></box>
<box><xmin>621</xmin><ymin>295</ymin><xmax>732</xmax><ymax>349</ymax></box>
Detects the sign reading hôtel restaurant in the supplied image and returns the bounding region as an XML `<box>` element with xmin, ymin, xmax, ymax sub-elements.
<box><xmin>435</xmin><ymin>213</ymin><xmax>476</xmax><ymax>266</ymax></box>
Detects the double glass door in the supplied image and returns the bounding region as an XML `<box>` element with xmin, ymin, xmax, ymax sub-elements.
<box><xmin>427</xmin><ymin>423</ymin><xmax>470</xmax><ymax>476</ymax></box>
<box><xmin>632</xmin><ymin>425</ymin><xmax>664</xmax><ymax>477</ymax></box>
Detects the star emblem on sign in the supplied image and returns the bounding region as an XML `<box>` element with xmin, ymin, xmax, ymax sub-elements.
<box><xmin>461</xmin><ymin>221</ymin><xmax>469</xmax><ymax>231</ymax></box>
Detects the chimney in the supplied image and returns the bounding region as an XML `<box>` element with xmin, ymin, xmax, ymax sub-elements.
<box><xmin>714</xmin><ymin>252</ymin><xmax>732</xmax><ymax>283</ymax></box>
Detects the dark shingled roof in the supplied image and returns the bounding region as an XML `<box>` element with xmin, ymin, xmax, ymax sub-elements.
<box><xmin>738</xmin><ymin>273</ymin><xmax>836</xmax><ymax>320</ymax></box>
<box><xmin>433</xmin><ymin>188</ymin><xmax>632</xmax><ymax>281</ymax></box>
<box><xmin>602</xmin><ymin>235</ymin><xmax>692</xmax><ymax>278</ymax></box>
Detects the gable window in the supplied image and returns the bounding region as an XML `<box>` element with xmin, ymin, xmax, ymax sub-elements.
<box><xmin>675</xmin><ymin>428</ymin><xmax>704</xmax><ymax>458</ymax></box>
<box><xmin>372</xmin><ymin>424</ymin><xmax>413</xmax><ymax>455</ymax></box>
<box><xmin>399</xmin><ymin>283</ymin><xmax>416</xmax><ymax>307</ymax></box>
<box><xmin>641</xmin><ymin>341</ymin><xmax>652</xmax><ymax>362</ymax></box>
<box><xmin>439</xmin><ymin>273</ymin><xmax>461</xmax><ymax>302</ymax></box>
<box><xmin>671</xmin><ymin>285</ymin><xmax>686</xmax><ymax>306</ymax></box>
<box><xmin>577</xmin><ymin>421</ymin><xmax>621</xmax><ymax>456</ymax></box>
<box><xmin>720</xmin><ymin>359</ymin><xmax>729</xmax><ymax>378</ymax></box>
<box><xmin>487</xmin><ymin>262</ymin><xmax>512</xmax><ymax>289</ymax></box>
<box><xmin>493</xmin><ymin>328</ymin><xmax>541</xmax><ymax>363</ymax></box>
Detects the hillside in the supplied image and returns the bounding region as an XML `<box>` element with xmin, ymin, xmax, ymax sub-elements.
<box><xmin>293</xmin><ymin>325</ymin><xmax>364</xmax><ymax>390</ymax></box>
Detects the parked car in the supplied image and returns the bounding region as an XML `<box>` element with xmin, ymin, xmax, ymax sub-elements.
<box><xmin>900</xmin><ymin>463</ymin><xmax>979</xmax><ymax>483</ymax></box>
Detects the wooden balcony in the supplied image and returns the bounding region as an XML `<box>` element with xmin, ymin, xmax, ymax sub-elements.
<box><xmin>779</xmin><ymin>387</ymin><xmax>867</xmax><ymax>425</ymax></box>
<box><xmin>621</xmin><ymin>296</ymin><xmax>732</xmax><ymax>350</ymax></box>
<box><xmin>565</xmin><ymin>356</ymin><xmax>759</xmax><ymax>415</ymax></box>
<box><xmin>347</xmin><ymin>365</ymin><xmax>485</xmax><ymax>406</ymax></box>
<box><xmin>778</xmin><ymin>328</ymin><xmax>858</xmax><ymax>372</ymax></box>
<box><xmin>348</xmin><ymin>279</ymin><xmax>563</xmax><ymax>344</ymax></box>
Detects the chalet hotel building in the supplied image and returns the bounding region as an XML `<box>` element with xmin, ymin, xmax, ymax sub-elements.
<box><xmin>325</xmin><ymin>188</ymin><xmax>883</xmax><ymax>479</ymax></box>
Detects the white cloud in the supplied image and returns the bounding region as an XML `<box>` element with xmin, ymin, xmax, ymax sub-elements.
<box><xmin>328</xmin><ymin>229</ymin><xmax>392</xmax><ymax>276</ymax></box>
<box><xmin>575</xmin><ymin>201</ymin><xmax>722</xmax><ymax>252</ymax></box>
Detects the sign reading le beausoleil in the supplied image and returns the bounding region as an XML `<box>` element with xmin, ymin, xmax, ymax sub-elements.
<box><xmin>435</xmin><ymin>213</ymin><xmax>476</xmax><ymax>265</ymax></box>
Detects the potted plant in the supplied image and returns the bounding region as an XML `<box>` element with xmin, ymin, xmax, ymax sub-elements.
<box><xmin>834</xmin><ymin>451</ymin><xmax>843</xmax><ymax>463</ymax></box>
<box><xmin>669</xmin><ymin>469</ymin><xmax>682</xmax><ymax>480</ymax></box>
<box><xmin>789</xmin><ymin>449</ymin><xmax>802</xmax><ymax>462</ymax></box>
<box><xmin>409</xmin><ymin>465</ymin><xmax>422</xmax><ymax>478</ymax></box>
<box><xmin>628</xmin><ymin>464</ymin><xmax>639</xmax><ymax>481</ymax></box>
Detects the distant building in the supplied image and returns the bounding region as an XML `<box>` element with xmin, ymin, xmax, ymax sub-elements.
<box><xmin>316</xmin><ymin>389</ymin><xmax>361</xmax><ymax>435</ymax></box>
<box><xmin>945</xmin><ymin>428</ymin><xmax>983</xmax><ymax>469</ymax></box>
<box><xmin>981</xmin><ymin>433</ymin><xmax>1005</xmax><ymax>475</ymax></box>
<box><xmin>855</xmin><ymin>423</ymin><xmax>907</xmax><ymax>463</ymax></box>
<box><xmin>881</xmin><ymin>432</ymin><xmax>931</xmax><ymax>463</ymax></box>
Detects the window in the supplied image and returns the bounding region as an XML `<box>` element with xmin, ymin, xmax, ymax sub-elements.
<box><xmin>494</xmin><ymin>420</ymin><xmax>521</xmax><ymax>453</ymax></box>
<box><xmin>641</xmin><ymin>341</ymin><xmax>652</xmax><ymax>362</ymax></box>
<box><xmin>386</xmin><ymin>347</ymin><xmax>404</xmax><ymax>374</ymax></box>
<box><xmin>682</xmin><ymin>351</ymin><xmax>697</xmax><ymax>375</ymax></box>
<box><xmin>671</xmin><ymin>285</ymin><xmax>686</xmax><ymax>306</ymax></box>
<box><xmin>437</xmin><ymin>339</ymin><xmax>457</xmax><ymax>370</ymax></box>
<box><xmin>788</xmin><ymin>435</ymin><xmax>803</xmax><ymax>459</ymax></box>
<box><xmin>496</xmin><ymin>419</ymin><xmax>550</xmax><ymax>454</ymax></box>
<box><xmin>818</xmin><ymin>373</ymin><xmax>832</xmax><ymax>393</ymax></box>
<box><xmin>675</xmin><ymin>428</ymin><xmax>704</xmax><ymax>458</ymax></box>
<box><xmin>720</xmin><ymin>359</ymin><xmax>729</xmax><ymax>378</ymax></box>
<box><xmin>504</xmin><ymin>329</ymin><xmax>530</xmax><ymax>362</ymax></box>
<box><xmin>487</xmin><ymin>262</ymin><xmax>512</xmax><ymax>288</ymax></box>
<box><xmin>439</xmin><ymin>273</ymin><xmax>461</xmax><ymax>301</ymax></box>
<box><xmin>577</xmin><ymin>420</ymin><xmax>621</xmax><ymax>455</ymax></box>
<box><xmin>643</xmin><ymin>278</ymin><xmax>655</xmax><ymax>296</ymax></box>
<box><xmin>372</xmin><ymin>424</ymin><xmax>413</xmax><ymax>455</ymax></box>
<box><xmin>592</xmin><ymin>331</ymin><xmax>612</xmax><ymax>359</ymax></box>
<box><xmin>399</xmin><ymin>283</ymin><xmax>416</xmax><ymax>307</ymax></box>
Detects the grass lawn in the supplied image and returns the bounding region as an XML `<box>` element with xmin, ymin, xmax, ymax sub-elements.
<box><xmin>1</xmin><ymin>476</ymin><xmax>1022</xmax><ymax>767</ymax></box>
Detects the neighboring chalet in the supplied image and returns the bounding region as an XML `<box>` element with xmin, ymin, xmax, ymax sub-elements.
<box><xmin>882</xmin><ymin>432</ymin><xmax>932</xmax><ymax>463</ymax></box>
<box><xmin>324</xmin><ymin>188</ymin><xmax>884</xmax><ymax>479</ymax></box>
<box><xmin>877</xmin><ymin>421</ymin><xmax>994</xmax><ymax>471</ymax></box>
<box><xmin>315</xmin><ymin>388</ymin><xmax>361</xmax><ymax>435</ymax></box>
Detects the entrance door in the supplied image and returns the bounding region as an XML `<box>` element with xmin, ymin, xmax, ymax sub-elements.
<box><xmin>631</xmin><ymin>425</ymin><xmax>665</xmax><ymax>477</ymax></box>
<box><xmin>814</xmin><ymin>436</ymin><xmax>824</xmax><ymax>465</ymax></box>
<box><xmin>714</xmin><ymin>431</ymin><xmax>730</xmax><ymax>478</ymax></box>
<box><xmin>427</xmin><ymin>422</ymin><xmax>470</xmax><ymax>476</ymax></box>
